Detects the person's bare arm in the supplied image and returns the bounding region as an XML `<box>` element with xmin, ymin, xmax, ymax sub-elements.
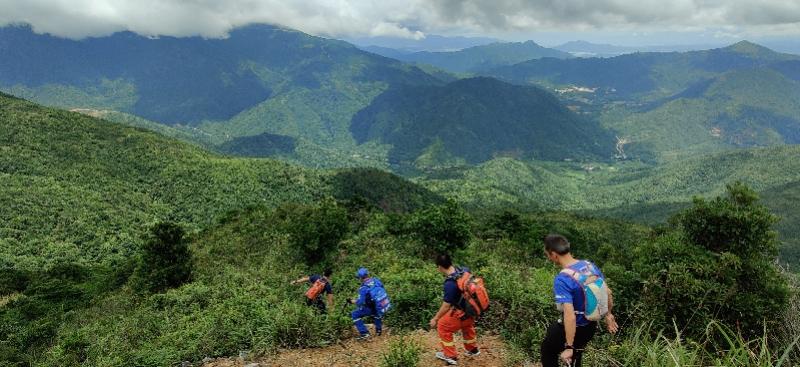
<box><xmin>429</xmin><ymin>302</ymin><xmax>452</xmax><ymax>328</ymax></box>
<box><xmin>605</xmin><ymin>287</ymin><xmax>619</xmax><ymax>333</ymax></box>
<box><xmin>561</xmin><ymin>303</ymin><xmax>577</xmax><ymax>364</ymax></box>
<box><xmin>290</xmin><ymin>276</ymin><xmax>310</xmax><ymax>285</ymax></box>
<box><xmin>327</xmin><ymin>293</ymin><xmax>334</xmax><ymax>308</ymax></box>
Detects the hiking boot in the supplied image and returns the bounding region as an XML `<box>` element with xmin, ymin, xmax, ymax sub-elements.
<box><xmin>376</xmin><ymin>330</ymin><xmax>382</xmax><ymax>336</ymax></box>
<box><xmin>355</xmin><ymin>333</ymin><xmax>371</xmax><ymax>341</ymax></box>
<box><xmin>464</xmin><ymin>348</ymin><xmax>480</xmax><ymax>357</ymax></box>
<box><xmin>435</xmin><ymin>352</ymin><xmax>458</xmax><ymax>365</ymax></box>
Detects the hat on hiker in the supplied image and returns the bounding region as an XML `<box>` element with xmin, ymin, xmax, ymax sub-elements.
<box><xmin>356</xmin><ymin>267</ymin><xmax>369</xmax><ymax>279</ymax></box>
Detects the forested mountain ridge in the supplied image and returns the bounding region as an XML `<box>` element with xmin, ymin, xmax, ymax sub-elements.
<box><xmin>2</xmin><ymin>24</ymin><xmax>608</xmax><ymax>169</ymax></box>
<box><xmin>488</xmin><ymin>41</ymin><xmax>800</xmax><ymax>101</ymax></box>
<box><xmin>367</xmin><ymin>40</ymin><xmax>572</xmax><ymax>73</ymax></box>
<box><xmin>351</xmin><ymin>77</ymin><xmax>615</xmax><ymax>167</ymax></box>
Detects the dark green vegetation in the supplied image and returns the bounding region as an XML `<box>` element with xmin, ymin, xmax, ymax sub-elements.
<box><xmin>419</xmin><ymin>146</ymin><xmax>800</xmax><ymax>266</ymax></box>
<box><xmin>351</xmin><ymin>77</ymin><xmax>614</xmax><ymax>167</ymax></box>
<box><xmin>0</xmin><ymin>94</ymin><xmax>796</xmax><ymax>366</ymax></box>
<box><xmin>130</xmin><ymin>222</ymin><xmax>193</xmax><ymax>293</ymax></box>
<box><xmin>218</xmin><ymin>132</ymin><xmax>297</xmax><ymax>158</ymax></box>
<box><xmin>2</xmin><ymin>26</ymin><xmax>800</xmax><ymax>365</ymax></box>
<box><xmin>0</xmin><ymin>93</ymin><xmax>452</xmax><ymax>365</ymax></box>
<box><xmin>376</xmin><ymin>41</ymin><xmax>572</xmax><ymax>73</ymax></box>
<box><xmin>0</xmin><ymin>92</ymin><xmax>327</xmax><ymax>269</ymax></box>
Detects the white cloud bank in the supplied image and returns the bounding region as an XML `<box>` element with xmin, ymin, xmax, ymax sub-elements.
<box><xmin>0</xmin><ymin>0</ymin><xmax>798</xmax><ymax>39</ymax></box>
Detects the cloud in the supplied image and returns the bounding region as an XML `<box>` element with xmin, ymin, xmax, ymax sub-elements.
<box><xmin>0</xmin><ymin>0</ymin><xmax>798</xmax><ymax>39</ymax></box>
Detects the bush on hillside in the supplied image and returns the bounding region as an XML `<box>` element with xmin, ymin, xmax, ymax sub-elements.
<box><xmin>131</xmin><ymin>222</ymin><xmax>193</xmax><ymax>293</ymax></box>
<box><xmin>276</xmin><ymin>200</ymin><xmax>349</xmax><ymax>265</ymax></box>
<box><xmin>380</xmin><ymin>336</ymin><xmax>422</xmax><ymax>367</ymax></box>
<box><xmin>255</xmin><ymin>302</ymin><xmax>351</xmax><ymax>351</ymax></box>
<box><xmin>0</xmin><ymin>268</ymin><xmax>29</xmax><ymax>295</ymax></box>
<box><xmin>406</xmin><ymin>200</ymin><xmax>472</xmax><ymax>256</ymax></box>
<box><xmin>634</xmin><ymin>182</ymin><xmax>789</xmax><ymax>338</ymax></box>
<box><xmin>380</xmin><ymin>268</ymin><xmax>441</xmax><ymax>329</ymax></box>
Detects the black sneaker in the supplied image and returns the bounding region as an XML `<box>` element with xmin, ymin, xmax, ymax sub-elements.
<box><xmin>464</xmin><ymin>348</ymin><xmax>480</xmax><ymax>357</ymax></box>
<box><xmin>355</xmin><ymin>333</ymin><xmax>371</xmax><ymax>341</ymax></box>
<box><xmin>376</xmin><ymin>330</ymin><xmax>382</xmax><ymax>336</ymax></box>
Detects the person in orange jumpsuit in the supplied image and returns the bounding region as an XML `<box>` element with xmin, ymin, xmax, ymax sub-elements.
<box><xmin>429</xmin><ymin>254</ymin><xmax>480</xmax><ymax>365</ymax></box>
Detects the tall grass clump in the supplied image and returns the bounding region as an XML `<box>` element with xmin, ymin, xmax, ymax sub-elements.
<box><xmin>380</xmin><ymin>336</ymin><xmax>422</xmax><ymax>367</ymax></box>
<box><xmin>591</xmin><ymin>321</ymin><xmax>800</xmax><ymax>367</ymax></box>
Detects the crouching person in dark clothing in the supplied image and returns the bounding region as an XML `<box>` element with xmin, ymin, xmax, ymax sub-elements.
<box><xmin>291</xmin><ymin>269</ymin><xmax>334</xmax><ymax>313</ymax></box>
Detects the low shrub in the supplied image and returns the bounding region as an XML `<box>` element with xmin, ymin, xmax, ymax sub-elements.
<box><xmin>131</xmin><ymin>221</ymin><xmax>193</xmax><ymax>293</ymax></box>
<box><xmin>381</xmin><ymin>336</ymin><xmax>422</xmax><ymax>367</ymax></box>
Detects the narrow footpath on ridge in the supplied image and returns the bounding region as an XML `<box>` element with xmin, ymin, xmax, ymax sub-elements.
<box><xmin>202</xmin><ymin>328</ymin><xmax>538</xmax><ymax>367</ymax></box>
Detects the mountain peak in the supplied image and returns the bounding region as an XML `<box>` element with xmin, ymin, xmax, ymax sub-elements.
<box><xmin>724</xmin><ymin>40</ymin><xmax>776</xmax><ymax>55</ymax></box>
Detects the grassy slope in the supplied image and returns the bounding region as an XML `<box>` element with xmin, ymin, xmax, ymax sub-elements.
<box><xmin>0</xmin><ymin>93</ymin><xmax>329</xmax><ymax>269</ymax></box>
<box><xmin>31</xmin><ymin>200</ymin><xmax>649</xmax><ymax>366</ymax></box>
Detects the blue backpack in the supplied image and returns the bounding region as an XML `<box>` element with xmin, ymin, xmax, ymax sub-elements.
<box><xmin>365</xmin><ymin>278</ymin><xmax>391</xmax><ymax>315</ymax></box>
<box><xmin>559</xmin><ymin>262</ymin><xmax>609</xmax><ymax>322</ymax></box>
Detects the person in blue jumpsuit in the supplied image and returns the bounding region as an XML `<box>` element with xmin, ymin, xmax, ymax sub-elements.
<box><xmin>347</xmin><ymin>267</ymin><xmax>389</xmax><ymax>340</ymax></box>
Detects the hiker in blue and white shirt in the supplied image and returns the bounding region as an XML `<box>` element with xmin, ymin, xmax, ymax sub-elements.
<box><xmin>541</xmin><ymin>234</ymin><xmax>619</xmax><ymax>367</ymax></box>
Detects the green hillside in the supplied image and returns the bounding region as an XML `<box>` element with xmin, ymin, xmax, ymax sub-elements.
<box><xmin>1</xmin><ymin>95</ymin><xmax>797</xmax><ymax>367</ymax></box>
<box><xmin>601</xmin><ymin>68</ymin><xmax>800</xmax><ymax>162</ymax></box>
<box><xmin>0</xmin><ymin>93</ymin><xmax>436</xmax><ymax>269</ymax></box>
<box><xmin>420</xmin><ymin>145</ymin><xmax>800</xmax><ymax>212</ymax></box>
<box><xmin>0</xmin><ymin>92</ymin><xmax>330</xmax><ymax>269</ymax></box>
<box><xmin>390</xmin><ymin>41</ymin><xmax>572</xmax><ymax>73</ymax></box>
<box><xmin>351</xmin><ymin>77</ymin><xmax>615</xmax><ymax>168</ymax></box>
<box><xmin>0</xmin><ymin>24</ymin><xmax>444</xmax><ymax>167</ymax></box>
<box><xmin>419</xmin><ymin>146</ymin><xmax>800</xmax><ymax>264</ymax></box>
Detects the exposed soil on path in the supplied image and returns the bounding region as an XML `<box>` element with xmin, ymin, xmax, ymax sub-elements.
<box><xmin>203</xmin><ymin>328</ymin><xmax>537</xmax><ymax>367</ymax></box>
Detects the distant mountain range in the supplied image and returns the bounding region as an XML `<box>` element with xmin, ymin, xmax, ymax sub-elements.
<box><xmin>346</xmin><ymin>34</ymin><xmax>499</xmax><ymax>52</ymax></box>
<box><xmin>0</xmin><ymin>24</ymin><xmax>599</xmax><ymax>169</ymax></box>
<box><xmin>489</xmin><ymin>41</ymin><xmax>799</xmax><ymax>99</ymax></box>
<box><xmin>364</xmin><ymin>41</ymin><xmax>572</xmax><ymax>73</ymax></box>
<box><xmin>553</xmin><ymin>40</ymin><xmax>726</xmax><ymax>57</ymax></box>
<box><xmin>487</xmin><ymin>41</ymin><xmax>800</xmax><ymax>162</ymax></box>
<box><xmin>3</xmin><ymin>23</ymin><xmax>799</xmax><ymax>170</ymax></box>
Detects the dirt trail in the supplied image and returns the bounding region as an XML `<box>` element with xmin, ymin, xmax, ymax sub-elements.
<box><xmin>203</xmin><ymin>328</ymin><xmax>534</xmax><ymax>367</ymax></box>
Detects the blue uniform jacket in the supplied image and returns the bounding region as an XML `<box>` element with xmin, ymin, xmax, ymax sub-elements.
<box><xmin>355</xmin><ymin>277</ymin><xmax>384</xmax><ymax>309</ymax></box>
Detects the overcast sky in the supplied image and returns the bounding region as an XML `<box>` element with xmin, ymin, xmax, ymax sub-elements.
<box><xmin>1</xmin><ymin>0</ymin><xmax>799</xmax><ymax>46</ymax></box>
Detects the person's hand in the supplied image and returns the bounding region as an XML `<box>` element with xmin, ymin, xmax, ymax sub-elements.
<box><xmin>429</xmin><ymin>318</ymin><xmax>438</xmax><ymax>329</ymax></box>
<box><xmin>605</xmin><ymin>313</ymin><xmax>619</xmax><ymax>334</ymax></box>
<box><xmin>560</xmin><ymin>348</ymin><xmax>574</xmax><ymax>365</ymax></box>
